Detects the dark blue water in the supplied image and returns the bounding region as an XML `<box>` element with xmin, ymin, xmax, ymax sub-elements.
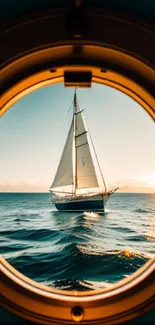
<box><xmin>0</xmin><ymin>193</ymin><xmax>154</xmax><ymax>291</ymax></box>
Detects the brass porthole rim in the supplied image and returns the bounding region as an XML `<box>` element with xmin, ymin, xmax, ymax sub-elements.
<box><xmin>0</xmin><ymin>255</ymin><xmax>155</xmax><ymax>301</ymax></box>
<box><xmin>0</xmin><ymin>7</ymin><xmax>155</xmax><ymax>323</ymax></box>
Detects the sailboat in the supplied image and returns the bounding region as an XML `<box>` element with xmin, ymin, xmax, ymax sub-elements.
<box><xmin>49</xmin><ymin>89</ymin><xmax>118</xmax><ymax>212</ymax></box>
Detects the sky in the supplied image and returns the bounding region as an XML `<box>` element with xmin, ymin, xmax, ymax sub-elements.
<box><xmin>0</xmin><ymin>82</ymin><xmax>155</xmax><ymax>193</ymax></box>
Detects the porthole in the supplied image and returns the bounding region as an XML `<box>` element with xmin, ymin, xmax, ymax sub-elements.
<box><xmin>0</xmin><ymin>6</ymin><xmax>155</xmax><ymax>325</ymax></box>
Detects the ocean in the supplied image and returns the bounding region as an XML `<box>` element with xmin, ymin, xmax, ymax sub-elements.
<box><xmin>0</xmin><ymin>192</ymin><xmax>154</xmax><ymax>291</ymax></box>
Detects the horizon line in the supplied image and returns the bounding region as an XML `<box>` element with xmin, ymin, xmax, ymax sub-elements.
<box><xmin>0</xmin><ymin>191</ymin><xmax>154</xmax><ymax>195</ymax></box>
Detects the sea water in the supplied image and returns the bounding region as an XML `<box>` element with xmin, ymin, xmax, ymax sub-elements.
<box><xmin>0</xmin><ymin>192</ymin><xmax>154</xmax><ymax>291</ymax></box>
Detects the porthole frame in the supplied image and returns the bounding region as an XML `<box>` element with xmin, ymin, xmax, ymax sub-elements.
<box><xmin>0</xmin><ymin>7</ymin><xmax>155</xmax><ymax>324</ymax></box>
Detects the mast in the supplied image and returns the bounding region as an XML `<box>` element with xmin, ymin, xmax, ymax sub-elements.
<box><xmin>73</xmin><ymin>88</ymin><xmax>77</xmax><ymax>195</ymax></box>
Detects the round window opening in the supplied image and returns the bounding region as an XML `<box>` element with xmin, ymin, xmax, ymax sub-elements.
<box><xmin>0</xmin><ymin>82</ymin><xmax>154</xmax><ymax>292</ymax></box>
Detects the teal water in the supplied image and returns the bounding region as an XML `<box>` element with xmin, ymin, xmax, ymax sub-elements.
<box><xmin>0</xmin><ymin>192</ymin><xmax>154</xmax><ymax>291</ymax></box>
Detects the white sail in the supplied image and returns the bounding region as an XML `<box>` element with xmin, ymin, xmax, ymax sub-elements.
<box><xmin>75</xmin><ymin>111</ymin><xmax>99</xmax><ymax>189</ymax></box>
<box><xmin>50</xmin><ymin>119</ymin><xmax>74</xmax><ymax>190</ymax></box>
<box><xmin>49</xmin><ymin>89</ymin><xmax>118</xmax><ymax>211</ymax></box>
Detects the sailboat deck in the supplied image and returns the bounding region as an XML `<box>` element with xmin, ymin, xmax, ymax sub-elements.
<box><xmin>52</xmin><ymin>192</ymin><xmax>109</xmax><ymax>204</ymax></box>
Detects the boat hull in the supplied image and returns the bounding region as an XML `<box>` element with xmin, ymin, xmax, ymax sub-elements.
<box><xmin>54</xmin><ymin>194</ymin><xmax>109</xmax><ymax>212</ymax></box>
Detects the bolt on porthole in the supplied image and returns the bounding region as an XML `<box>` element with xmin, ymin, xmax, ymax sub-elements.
<box><xmin>71</xmin><ymin>306</ymin><xmax>84</xmax><ymax>322</ymax></box>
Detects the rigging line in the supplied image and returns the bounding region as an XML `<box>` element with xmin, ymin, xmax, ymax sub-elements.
<box><xmin>59</xmin><ymin>95</ymin><xmax>74</xmax><ymax>147</ymax></box>
<box><xmin>87</xmin><ymin>125</ymin><xmax>107</xmax><ymax>192</ymax></box>
<box><xmin>67</xmin><ymin>97</ymin><xmax>74</xmax><ymax>114</ymax></box>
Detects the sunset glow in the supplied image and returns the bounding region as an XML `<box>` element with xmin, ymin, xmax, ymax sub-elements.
<box><xmin>139</xmin><ymin>173</ymin><xmax>155</xmax><ymax>188</ymax></box>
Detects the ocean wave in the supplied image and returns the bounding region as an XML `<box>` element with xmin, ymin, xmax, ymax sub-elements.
<box><xmin>110</xmin><ymin>226</ymin><xmax>135</xmax><ymax>233</ymax></box>
<box><xmin>83</xmin><ymin>212</ymin><xmax>101</xmax><ymax>220</ymax></box>
<box><xmin>76</xmin><ymin>244</ymin><xmax>152</xmax><ymax>259</ymax></box>
<box><xmin>5</xmin><ymin>244</ymin><xmax>150</xmax><ymax>289</ymax></box>
<box><xmin>2</xmin><ymin>238</ymin><xmax>153</xmax><ymax>290</ymax></box>
<box><xmin>105</xmin><ymin>209</ymin><xmax>120</xmax><ymax>213</ymax></box>
<box><xmin>133</xmin><ymin>208</ymin><xmax>151</xmax><ymax>213</ymax></box>
<box><xmin>0</xmin><ymin>228</ymin><xmax>60</xmax><ymax>241</ymax></box>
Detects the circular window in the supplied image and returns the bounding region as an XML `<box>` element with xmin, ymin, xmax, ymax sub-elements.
<box><xmin>0</xmin><ymin>83</ymin><xmax>155</xmax><ymax>292</ymax></box>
